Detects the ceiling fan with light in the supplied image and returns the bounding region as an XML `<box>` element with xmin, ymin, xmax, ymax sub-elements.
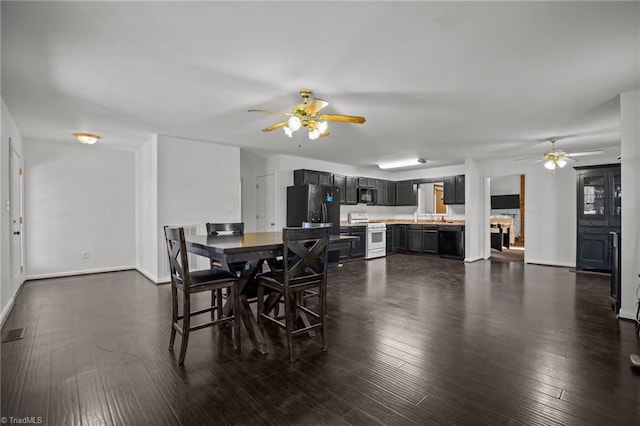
<box><xmin>516</xmin><ymin>137</ymin><xmax>603</xmax><ymax>171</ymax></box>
<box><xmin>248</xmin><ymin>89</ymin><xmax>366</xmax><ymax>140</ymax></box>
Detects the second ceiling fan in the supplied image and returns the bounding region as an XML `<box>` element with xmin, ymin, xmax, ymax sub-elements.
<box><xmin>248</xmin><ymin>89</ymin><xmax>366</xmax><ymax>140</ymax></box>
<box><xmin>518</xmin><ymin>138</ymin><xmax>603</xmax><ymax>171</ymax></box>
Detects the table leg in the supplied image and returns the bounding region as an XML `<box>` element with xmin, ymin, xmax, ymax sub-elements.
<box><xmin>222</xmin><ymin>259</ymin><xmax>269</xmax><ymax>355</ymax></box>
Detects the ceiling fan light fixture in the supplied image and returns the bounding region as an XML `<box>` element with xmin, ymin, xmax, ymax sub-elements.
<box><xmin>377</xmin><ymin>158</ymin><xmax>427</xmax><ymax>169</ymax></box>
<box><xmin>544</xmin><ymin>160</ymin><xmax>556</xmax><ymax>170</ymax></box>
<box><xmin>284</xmin><ymin>126</ymin><xmax>294</xmax><ymax>138</ymax></box>
<box><xmin>288</xmin><ymin>116</ymin><xmax>301</xmax><ymax>131</ymax></box>
<box><xmin>74</xmin><ymin>132</ymin><xmax>100</xmax><ymax>145</ymax></box>
<box><xmin>556</xmin><ymin>159</ymin><xmax>567</xmax><ymax>168</ymax></box>
<box><xmin>308</xmin><ymin>128</ymin><xmax>320</xmax><ymax>140</ymax></box>
<box><xmin>317</xmin><ymin>121</ymin><xmax>328</xmax><ymax>133</ymax></box>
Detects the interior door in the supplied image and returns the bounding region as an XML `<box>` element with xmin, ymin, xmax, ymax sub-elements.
<box><xmin>256</xmin><ymin>174</ymin><xmax>276</xmax><ymax>232</ymax></box>
<box><xmin>434</xmin><ymin>184</ymin><xmax>446</xmax><ymax>214</ymax></box>
<box><xmin>10</xmin><ymin>141</ymin><xmax>25</xmax><ymax>287</ymax></box>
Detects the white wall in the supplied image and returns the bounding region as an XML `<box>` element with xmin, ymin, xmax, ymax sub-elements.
<box><xmin>135</xmin><ymin>136</ymin><xmax>158</xmax><ymax>281</ymax></box>
<box><xmin>23</xmin><ymin>140</ymin><xmax>136</xmax><ymax>278</ymax></box>
<box><xmin>155</xmin><ymin>135</ymin><xmax>241</xmax><ymax>281</ymax></box>
<box><xmin>1</xmin><ymin>99</ymin><xmax>25</xmax><ymax>323</ymax></box>
<box><xmin>240</xmin><ymin>149</ymin><xmax>269</xmax><ymax>232</ymax></box>
<box><xmin>619</xmin><ymin>90</ymin><xmax>640</xmax><ymax>320</ymax></box>
<box><xmin>490</xmin><ymin>175</ymin><xmax>520</xmax><ymax>195</ymax></box>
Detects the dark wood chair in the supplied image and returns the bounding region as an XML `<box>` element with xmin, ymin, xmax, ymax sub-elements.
<box><xmin>256</xmin><ymin>226</ymin><xmax>330</xmax><ymax>364</ymax></box>
<box><xmin>205</xmin><ymin>222</ymin><xmax>245</xmax><ymax>274</ymax></box>
<box><xmin>164</xmin><ymin>226</ymin><xmax>241</xmax><ymax>365</ymax></box>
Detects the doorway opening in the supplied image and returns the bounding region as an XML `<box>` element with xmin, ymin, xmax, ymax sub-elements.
<box><xmin>489</xmin><ymin>174</ymin><xmax>525</xmax><ymax>263</ymax></box>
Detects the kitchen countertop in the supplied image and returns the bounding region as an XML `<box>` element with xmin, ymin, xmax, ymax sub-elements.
<box><xmin>340</xmin><ymin>219</ymin><xmax>466</xmax><ymax>226</ymax></box>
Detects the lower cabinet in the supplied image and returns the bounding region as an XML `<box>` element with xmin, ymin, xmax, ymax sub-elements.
<box><xmin>386</xmin><ymin>227</ymin><xmax>393</xmax><ymax>254</ymax></box>
<box><xmin>350</xmin><ymin>226</ymin><xmax>366</xmax><ymax>258</ymax></box>
<box><xmin>393</xmin><ymin>225</ymin><xmax>407</xmax><ymax>251</ymax></box>
<box><xmin>340</xmin><ymin>226</ymin><xmax>366</xmax><ymax>259</ymax></box>
<box><xmin>407</xmin><ymin>225</ymin><xmax>423</xmax><ymax>252</ymax></box>
<box><xmin>407</xmin><ymin>224</ymin><xmax>439</xmax><ymax>253</ymax></box>
<box><xmin>422</xmin><ymin>226</ymin><xmax>438</xmax><ymax>253</ymax></box>
<box><xmin>577</xmin><ymin>227</ymin><xmax>612</xmax><ymax>270</ymax></box>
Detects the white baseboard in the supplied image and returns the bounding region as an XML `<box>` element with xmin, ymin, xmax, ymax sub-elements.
<box><xmin>1</xmin><ymin>279</ymin><xmax>26</xmax><ymax>328</ymax></box>
<box><xmin>25</xmin><ymin>265</ymin><xmax>136</xmax><ymax>281</ymax></box>
<box><xmin>619</xmin><ymin>309</ymin><xmax>637</xmax><ymax>321</ymax></box>
<box><xmin>135</xmin><ymin>267</ymin><xmax>170</xmax><ymax>285</ymax></box>
<box><xmin>525</xmin><ymin>259</ymin><xmax>575</xmax><ymax>268</ymax></box>
<box><xmin>464</xmin><ymin>256</ymin><xmax>484</xmax><ymax>263</ymax></box>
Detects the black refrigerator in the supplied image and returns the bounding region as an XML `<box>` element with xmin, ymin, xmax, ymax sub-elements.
<box><xmin>287</xmin><ymin>184</ymin><xmax>341</xmax><ymax>265</ymax></box>
<box><xmin>286</xmin><ymin>184</ymin><xmax>341</xmax><ymax>236</ymax></box>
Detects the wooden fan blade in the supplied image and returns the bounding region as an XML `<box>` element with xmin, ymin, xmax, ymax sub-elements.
<box><xmin>318</xmin><ymin>114</ymin><xmax>366</xmax><ymax>124</ymax></box>
<box><xmin>306</xmin><ymin>98</ymin><xmax>329</xmax><ymax>114</ymax></box>
<box><xmin>248</xmin><ymin>109</ymin><xmax>293</xmax><ymax>116</ymax></box>
<box><xmin>568</xmin><ymin>150</ymin><xmax>604</xmax><ymax>157</ymax></box>
<box><xmin>262</xmin><ymin>120</ymin><xmax>288</xmax><ymax>132</ymax></box>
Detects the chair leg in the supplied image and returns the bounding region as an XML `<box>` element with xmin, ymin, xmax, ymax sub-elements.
<box><xmin>169</xmin><ymin>284</ymin><xmax>178</xmax><ymax>351</ymax></box>
<box><xmin>257</xmin><ymin>282</ymin><xmax>264</xmax><ymax>328</ymax></box>
<box><xmin>216</xmin><ymin>288</ymin><xmax>223</xmax><ymax>321</ymax></box>
<box><xmin>232</xmin><ymin>285</ymin><xmax>241</xmax><ymax>352</ymax></box>
<box><xmin>178</xmin><ymin>293</ymin><xmax>191</xmax><ymax>365</ymax></box>
<box><xmin>285</xmin><ymin>291</ymin><xmax>296</xmax><ymax>364</ymax></box>
<box><xmin>320</xmin><ymin>284</ymin><xmax>327</xmax><ymax>351</ymax></box>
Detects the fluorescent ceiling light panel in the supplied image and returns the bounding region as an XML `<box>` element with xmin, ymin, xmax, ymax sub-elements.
<box><xmin>377</xmin><ymin>158</ymin><xmax>426</xmax><ymax>169</ymax></box>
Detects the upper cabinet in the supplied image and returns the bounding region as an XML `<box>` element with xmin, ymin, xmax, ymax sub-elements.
<box><xmin>396</xmin><ymin>180</ymin><xmax>417</xmax><ymax>206</ymax></box>
<box><xmin>576</xmin><ymin>165</ymin><xmax>620</xmax><ymax>227</ymax></box>
<box><xmin>443</xmin><ymin>175</ymin><xmax>465</xmax><ymax>204</ymax></box>
<box><xmin>292</xmin><ymin>169</ymin><xmax>461</xmax><ymax>208</ymax></box>
<box><xmin>294</xmin><ymin>169</ymin><xmax>332</xmax><ymax>186</ymax></box>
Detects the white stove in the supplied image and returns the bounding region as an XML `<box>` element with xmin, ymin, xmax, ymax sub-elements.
<box><xmin>348</xmin><ymin>213</ymin><xmax>387</xmax><ymax>259</ymax></box>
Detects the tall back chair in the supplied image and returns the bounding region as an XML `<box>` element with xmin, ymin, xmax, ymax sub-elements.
<box><xmin>256</xmin><ymin>226</ymin><xmax>330</xmax><ymax>364</ymax></box>
<box><xmin>205</xmin><ymin>222</ymin><xmax>245</xmax><ymax>274</ymax></box>
<box><xmin>164</xmin><ymin>226</ymin><xmax>241</xmax><ymax>365</ymax></box>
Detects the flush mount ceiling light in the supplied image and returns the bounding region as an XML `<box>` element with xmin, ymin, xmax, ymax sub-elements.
<box><xmin>377</xmin><ymin>158</ymin><xmax>427</xmax><ymax>170</ymax></box>
<box><xmin>74</xmin><ymin>132</ymin><xmax>101</xmax><ymax>145</ymax></box>
<box><xmin>248</xmin><ymin>89</ymin><xmax>365</xmax><ymax>140</ymax></box>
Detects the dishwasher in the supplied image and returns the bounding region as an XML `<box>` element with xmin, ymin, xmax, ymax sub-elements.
<box><xmin>438</xmin><ymin>225</ymin><xmax>465</xmax><ymax>259</ymax></box>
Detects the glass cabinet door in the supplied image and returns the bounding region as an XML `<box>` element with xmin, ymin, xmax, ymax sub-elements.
<box><xmin>582</xmin><ymin>175</ymin><xmax>606</xmax><ymax>217</ymax></box>
<box><xmin>611</xmin><ymin>173</ymin><xmax>621</xmax><ymax>217</ymax></box>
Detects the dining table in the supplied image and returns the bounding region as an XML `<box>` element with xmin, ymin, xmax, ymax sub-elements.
<box><xmin>185</xmin><ymin>231</ymin><xmax>358</xmax><ymax>354</ymax></box>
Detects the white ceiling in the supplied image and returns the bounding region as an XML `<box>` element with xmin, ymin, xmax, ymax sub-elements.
<box><xmin>2</xmin><ymin>1</ymin><xmax>638</xmax><ymax>170</ymax></box>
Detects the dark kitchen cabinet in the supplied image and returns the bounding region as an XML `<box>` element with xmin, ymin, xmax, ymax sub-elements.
<box><xmin>333</xmin><ymin>174</ymin><xmax>346</xmax><ymax>204</ymax></box>
<box><xmin>339</xmin><ymin>227</ymin><xmax>351</xmax><ymax>260</ymax></box>
<box><xmin>577</xmin><ymin>229</ymin><xmax>611</xmax><ymax>270</ymax></box>
<box><xmin>294</xmin><ymin>169</ymin><xmax>332</xmax><ymax>186</ymax></box>
<box><xmin>396</xmin><ymin>180</ymin><xmax>417</xmax><ymax>206</ymax></box>
<box><xmin>407</xmin><ymin>225</ymin><xmax>423</xmax><ymax>252</ymax></box>
<box><xmin>345</xmin><ymin>176</ymin><xmax>358</xmax><ymax>205</ymax></box>
<box><xmin>386</xmin><ymin>181</ymin><xmax>396</xmax><ymax>205</ymax></box>
<box><xmin>376</xmin><ymin>179</ymin><xmax>388</xmax><ymax>206</ymax></box>
<box><xmin>575</xmin><ymin>164</ymin><xmax>621</xmax><ymax>271</ymax></box>
<box><xmin>422</xmin><ymin>226</ymin><xmax>438</xmax><ymax>253</ymax></box>
<box><xmin>443</xmin><ymin>175</ymin><xmax>465</xmax><ymax>204</ymax></box>
<box><xmin>318</xmin><ymin>172</ymin><xmax>332</xmax><ymax>186</ymax></box>
<box><xmin>393</xmin><ymin>225</ymin><xmax>406</xmax><ymax>251</ymax></box>
<box><xmin>358</xmin><ymin>177</ymin><xmax>376</xmax><ymax>188</ymax></box>
<box><xmin>386</xmin><ymin>227</ymin><xmax>393</xmax><ymax>254</ymax></box>
<box><xmin>339</xmin><ymin>226</ymin><xmax>366</xmax><ymax>259</ymax></box>
<box><xmin>349</xmin><ymin>226</ymin><xmax>366</xmax><ymax>258</ymax></box>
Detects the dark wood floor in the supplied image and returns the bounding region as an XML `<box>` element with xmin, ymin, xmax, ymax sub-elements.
<box><xmin>2</xmin><ymin>254</ymin><xmax>639</xmax><ymax>425</ymax></box>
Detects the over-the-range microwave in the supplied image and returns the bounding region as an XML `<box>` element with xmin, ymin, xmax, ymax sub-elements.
<box><xmin>358</xmin><ymin>188</ymin><xmax>377</xmax><ymax>204</ymax></box>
